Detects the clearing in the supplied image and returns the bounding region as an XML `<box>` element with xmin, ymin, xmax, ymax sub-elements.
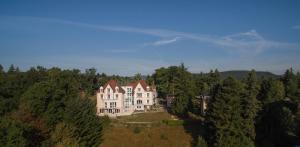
<box><xmin>100</xmin><ymin>111</ymin><xmax>203</xmax><ymax>147</ymax></box>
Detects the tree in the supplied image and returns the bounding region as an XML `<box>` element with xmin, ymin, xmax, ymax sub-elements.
<box><xmin>146</xmin><ymin>75</ymin><xmax>154</xmax><ymax>85</ymax></box>
<box><xmin>134</xmin><ymin>73</ymin><xmax>142</xmax><ymax>81</ymax></box>
<box><xmin>295</xmin><ymin>107</ymin><xmax>300</xmax><ymax>138</ymax></box>
<box><xmin>21</xmin><ymin>82</ymin><xmax>53</xmax><ymax>115</ymax></box>
<box><xmin>0</xmin><ymin>65</ymin><xmax>26</xmax><ymax>116</ymax></box>
<box><xmin>0</xmin><ymin>117</ymin><xmax>32</xmax><ymax>147</ymax></box>
<box><xmin>282</xmin><ymin>68</ymin><xmax>298</xmax><ymax>100</ymax></box>
<box><xmin>258</xmin><ymin>79</ymin><xmax>285</xmax><ymax>104</ymax></box>
<box><xmin>153</xmin><ymin>64</ymin><xmax>196</xmax><ymax>115</ymax></box>
<box><xmin>171</xmin><ymin>63</ymin><xmax>195</xmax><ymax>116</ymax></box>
<box><xmin>0</xmin><ymin>64</ymin><xmax>3</xmax><ymax>73</ymax></box>
<box><xmin>279</xmin><ymin>107</ymin><xmax>295</xmax><ymax>133</ymax></box>
<box><xmin>241</xmin><ymin>70</ymin><xmax>260</xmax><ymax>142</ymax></box>
<box><xmin>256</xmin><ymin>101</ymin><xmax>299</xmax><ymax>146</ymax></box>
<box><xmin>206</xmin><ymin>77</ymin><xmax>254</xmax><ymax>146</ymax></box>
<box><xmin>153</xmin><ymin>67</ymin><xmax>171</xmax><ymax>98</ymax></box>
<box><xmin>207</xmin><ymin>69</ymin><xmax>221</xmax><ymax>91</ymax></box>
<box><xmin>85</xmin><ymin>68</ymin><xmax>98</xmax><ymax>95</ymax></box>
<box><xmin>0</xmin><ymin>66</ymin><xmax>106</xmax><ymax>146</ymax></box>
<box><xmin>8</xmin><ymin>64</ymin><xmax>16</xmax><ymax>73</ymax></box>
<box><xmin>194</xmin><ymin>73</ymin><xmax>209</xmax><ymax>96</ymax></box>
<box><xmin>64</xmin><ymin>97</ymin><xmax>103</xmax><ymax>146</ymax></box>
<box><xmin>50</xmin><ymin>122</ymin><xmax>80</xmax><ymax>146</ymax></box>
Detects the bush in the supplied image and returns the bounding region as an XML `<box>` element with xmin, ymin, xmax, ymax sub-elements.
<box><xmin>100</xmin><ymin>115</ymin><xmax>111</xmax><ymax>128</ymax></box>
<box><xmin>196</xmin><ymin>136</ymin><xmax>207</xmax><ymax>147</ymax></box>
<box><xmin>162</xmin><ymin>120</ymin><xmax>185</xmax><ymax>126</ymax></box>
<box><xmin>133</xmin><ymin>127</ymin><xmax>141</xmax><ymax>134</ymax></box>
<box><xmin>160</xmin><ymin>134</ymin><xmax>168</xmax><ymax>140</ymax></box>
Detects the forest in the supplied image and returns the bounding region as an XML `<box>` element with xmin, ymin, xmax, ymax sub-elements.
<box><xmin>0</xmin><ymin>64</ymin><xmax>299</xmax><ymax>147</ymax></box>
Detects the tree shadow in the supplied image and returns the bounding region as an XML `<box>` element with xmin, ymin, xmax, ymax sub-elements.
<box><xmin>165</xmin><ymin>109</ymin><xmax>207</xmax><ymax>146</ymax></box>
<box><xmin>182</xmin><ymin>118</ymin><xmax>206</xmax><ymax>146</ymax></box>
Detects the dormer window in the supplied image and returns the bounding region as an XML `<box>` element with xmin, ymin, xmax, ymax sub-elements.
<box><xmin>147</xmin><ymin>86</ymin><xmax>150</xmax><ymax>91</ymax></box>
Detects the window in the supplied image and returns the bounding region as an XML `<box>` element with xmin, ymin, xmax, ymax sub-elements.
<box><xmin>108</xmin><ymin>88</ymin><xmax>110</xmax><ymax>92</ymax></box>
<box><xmin>147</xmin><ymin>93</ymin><xmax>149</xmax><ymax>98</ymax></box>
<box><xmin>101</xmin><ymin>94</ymin><xmax>103</xmax><ymax>99</ymax></box>
<box><xmin>137</xmin><ymin>93</ymin><xmax>142</xmax><ymax>98</ymax></box>
<box><xmin>147</xmin><ymin>100</ymin><xmax>149</xmax><ymax>104</ymax></box>
<box><xmin>116</xmin><ymin>87</ymin><xmax>119</xmax><ymax>92</ymax></box>
<box><xmin>108</xmin><ymin>94</ymin><xmax>110</xmax><ymax>99</ymax></box>
<box><xmin>110</xmin><ymin>102</ymin><xmax>116</xmax><ymax>108</ymax></box>
<box><xmin>105</xmin><ymin>102</ymin><xmax>107</xmax><ymax>108</ymax></box>
<box><xmin>138</xmin><ymin>88</ymin><xmax>141</xmax><ymax>91</ymax></box>
<box><xmin>137</xmin><ymin>100</ymin><xmax>142</xmax><ymax>104</ymax></box>
<box><xmin>116</xmin><ymin>94</ymin><xmax>118</xmax><ymax>99</ymax></box>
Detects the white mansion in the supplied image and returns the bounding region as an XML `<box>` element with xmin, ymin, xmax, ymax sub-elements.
<box><xmin>96</xmin><ymin>80</ymin><xmax>157</xmax><ymax>117</ymax></box>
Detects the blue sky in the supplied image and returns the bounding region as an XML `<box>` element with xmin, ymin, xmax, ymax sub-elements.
<box><xmin>0</xmin><ymin>0</ymin><xmax>300</xmax><ymax>75</ymax></box>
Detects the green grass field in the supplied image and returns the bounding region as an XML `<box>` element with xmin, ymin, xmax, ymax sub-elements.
<box><xmin>100</xmin><ymin>112</ymin><xmax>203</xmax><ymax>147</ymax></box>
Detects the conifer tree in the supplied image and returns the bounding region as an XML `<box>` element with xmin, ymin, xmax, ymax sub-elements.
<box><xmin>8</xmin><ymin>64</ymin><xmax>15</xmax><ymax>73</ymax></box>
<box><xmin>206</xmin><ymin>77</ymin><xmax>254</xmax><ymax>146</ymax></box>
<box><xmin>258</xmin><ymin>79</ymin><xmax>285</xmax><ymax>104</ymax></box>
<box><xmin>134</xmin><ymin>73</ymin><xmax>142</xmax><ymax>81</ymax></box>
<box><xmin>0</xmin><ymin>64</ymin><xmax>3</xmax><ymax>73</ymax></box>
<box><xmin>64</xmin><ymin>97</ymin><xmax>102</xmax><ymax>147</ymax></box>
<box><xmin>171</xmin><ymin>63</ymin><xmax>195</xmax><ymax>116</ymax></box>
<box><xmin>241</xmin><ymin>70</ymin><xmax>259</xmax><ymax>142</ymax></box>
<box><xmin>282</xmin><ymin>68</ymin><xmax>298</xmax><ymax>100</ymax></box>
<box><xmin>207</xmin><ymin>69</ymin><xmax>221</xmax><ymax>90</ymax></box>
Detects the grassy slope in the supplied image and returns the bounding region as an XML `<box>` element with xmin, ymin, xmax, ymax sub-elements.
<box><xmin>100</xmin><ymin>112</ymin><xmax>194</xmax><ymax>147</ymax></box>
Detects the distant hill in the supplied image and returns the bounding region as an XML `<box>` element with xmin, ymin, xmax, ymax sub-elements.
<box><xmin>219</xmin><ymin>70</ymin><xmax>280</xmax><ymax>80</ymax></box>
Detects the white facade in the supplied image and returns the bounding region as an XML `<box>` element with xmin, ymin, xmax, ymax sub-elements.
<box><xmin>96</xmin><ymin>80</ymin><xmax>157</xmax><ymax>117</ymax></box>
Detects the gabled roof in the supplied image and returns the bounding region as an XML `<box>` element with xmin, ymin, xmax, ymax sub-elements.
<box><xmin>102</xmin><ymin>80</ymin><xmax>125</xmax><ymax>93</ymax></box>
<box><xmin>127</xmin><ymin>80</ymin><xmax>155</xmax><ymax>92</ymax></box>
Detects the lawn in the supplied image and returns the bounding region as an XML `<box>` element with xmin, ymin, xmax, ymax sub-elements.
<box><xmin>113</xmin><ymin>112</ymin><xmax>174</xmax><ymax>123</ymax></box>
<box><xmin>100</xmin><ymin>111</ymin><xmax>201</xmax><ymax>147</ymax></box>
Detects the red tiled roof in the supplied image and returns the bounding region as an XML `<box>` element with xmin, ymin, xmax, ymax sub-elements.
<box><xmin>127</xmin><ymin>80</ymin><xmax>155</xmax><ymax>92</ymax></box>
<box><xmin>103</xmin><ymin>80</ymin><xmax>125</xmax><ymax>93</ymax></box>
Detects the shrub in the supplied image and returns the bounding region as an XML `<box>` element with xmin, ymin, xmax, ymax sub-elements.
<box><xmin>133</xmin><ymin>127</ymin><xmax>141</xmax><ymax>134</ymax></box>
<box><xmin>196</xmin><ymin>136</ymin><xmax>207</xmax><ymax>147</ymax></box>
<box><xmin>162</xmin><ymin>120</ymin><xmax>185</xmax><ymax>126</ymax></box>
<box><xmin>160</xmin><ymin>134</ymin><xmax>168</xmax><ymax>140</ymax></box>
<box><xmin>100</xmin><ymin>115</ymin><xmax>111</xmax><ymax>128</ymax></box>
